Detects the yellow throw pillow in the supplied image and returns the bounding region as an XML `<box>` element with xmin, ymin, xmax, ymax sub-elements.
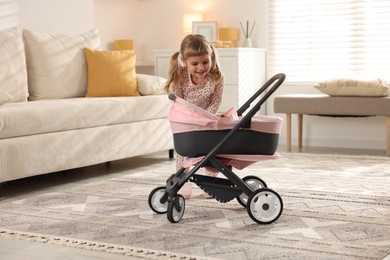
<box><xmin>84</xmin><ymin>48</ymin><xmax>140</xmax><ymax>97</ymax></box>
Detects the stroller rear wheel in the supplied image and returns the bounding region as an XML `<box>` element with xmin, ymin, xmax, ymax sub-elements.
<box><xmin>148</xmin><ymin>186</ymin><xmax>168</xmax><ymax>214</ymax></box>
<box><xmin>237</xmin><ymin>176</ymin><xmax>267</xmax><ymax>207</ymax></box>
<box><xmin>167</xmin><ymin>195</ymin><xmax>185</xmax><ymax>223</ymax></box>
<box><xmin>247</xmin><ymin>188</ymin><xmax>283</xmax><ymax>224</ymax></box>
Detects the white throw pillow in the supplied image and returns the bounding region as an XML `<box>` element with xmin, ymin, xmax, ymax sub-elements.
<box><xmin>0</xmin><ymin>28</ymin><xmax>28</xmax><ymax>104</ymax></box>
<box><xmin>137</xmin><ymin>74</ymin><xmax>166</xmax><ymax>95</ymax></box>
<box><xmin>314</xmin><ymin>78</ymin><xmax>390</xmax><ymax>97</ymax></box>
<box><xmin>23</xmin><ymin>29</ymin><xmax>101</xmax><ymax>100</ymax></box>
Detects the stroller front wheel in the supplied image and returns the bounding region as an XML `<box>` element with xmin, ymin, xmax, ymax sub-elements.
<box><xmin>247</xmin><ymin>188</ymin><xmax>283</xmax><ymax>224</ymax></box>
<box><xmin>148</xmin><ymin>186</ymin><xmax>169</xmax><ymax>214</ymax></box>
<box><xmin>167</xmin><ymin>195</ymin><xmax>185</xmax><ymax>223</ymax></box>
<box><xmin>237</xmin><ymin>175</ymin><xmax>267</xmax><ymax>207</ymax></box>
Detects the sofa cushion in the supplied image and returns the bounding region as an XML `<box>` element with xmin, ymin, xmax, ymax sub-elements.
<box><xmin>137</xmin><ymin>74</ymin><xmax>166</xmax><ymax>95</ymax></box>
<box><xmin>23</xmin><ymin>29</ymin><xmax>101</xmax><ymax>101</ymax></box>
<box><xmin>0</xmin><ymin>28</ymin><xmax>28</xmax><ymax>105</ymax></box>
<box><xmin>84</xmin><ymin>48</ymin><xmax>139</xmax><ymax>97</ymax></box>
<box><xmin>0</xmin><ymin>95</ymin><xmax>171</xmax><ymax>139</ymax></box>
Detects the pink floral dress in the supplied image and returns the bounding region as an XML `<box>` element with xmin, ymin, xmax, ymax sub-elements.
<box><xmin>171</xmin><ymin>70</ymin><xmax>224</xmax><ymax>172</ymax></box>
<box><xmin>173</xmin><ymin>70</ymin><xmax>224</xmax><ymax>114</ymax></box>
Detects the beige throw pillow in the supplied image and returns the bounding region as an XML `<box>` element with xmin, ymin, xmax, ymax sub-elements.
<box><xmin>0</xmin><ymin>28</ymin><xmax>28</xmax><ymax>104</ymax></box>
<box><xmin>315</xmin><ymin>78</ymin><xmax>390</xmax><ymax>97</ymax></box>
<box><xmin>23</xmin><ymin>29</ymin><xmax>101</xmax><ymax>100</ymax></box>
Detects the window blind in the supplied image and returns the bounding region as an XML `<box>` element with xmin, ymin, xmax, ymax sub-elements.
<box><xmin>268</xmin><ymin>0</ymin><xmax>390</xmax><ymax>83</ymax></box>
<box><xmin>0</xmin><ymin>0</ymin><xmax>19</xmax><ymax>30</ymax></box>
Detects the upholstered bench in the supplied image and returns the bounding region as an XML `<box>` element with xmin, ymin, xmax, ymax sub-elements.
<box><xmin>273</xmin><ymin>94</ymin><xmax>390</xmax><ymax>156</ymax></box>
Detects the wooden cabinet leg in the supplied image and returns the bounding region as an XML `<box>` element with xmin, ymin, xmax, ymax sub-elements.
<box><xmin>387</xmin><ymin>116</ymin><xmax>390</xmax><ymax>156</ymax></box>
<box><xmin>286</xmin><ymin>113</ymin><xmax>291</xmax><ymax>152</ymax></box>
<box><xmin>298</xmin><ymin>114</ymin><xmax>303</xmax><ymax>150</ymax></box>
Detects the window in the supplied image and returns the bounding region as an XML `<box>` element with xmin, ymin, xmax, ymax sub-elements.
<box><xmin>268</xmin><ymin>0</ymin><xmax>390</xmax><ymax>83</ymax></box>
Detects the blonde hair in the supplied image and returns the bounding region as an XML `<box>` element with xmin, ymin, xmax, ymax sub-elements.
<box><xmin>164</xmin><ymin>34</ymin><xmax>223</xmax><ymax>93</ymax></box>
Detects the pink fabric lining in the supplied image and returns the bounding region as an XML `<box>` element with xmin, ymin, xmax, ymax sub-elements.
<box><xmin>168</xmin><ymin>97</ymin><xmax>283</xmax><ymax>134</ymax></box>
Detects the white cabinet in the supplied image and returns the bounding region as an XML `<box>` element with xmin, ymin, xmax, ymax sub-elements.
<box><xmin>154</xmin><ymin>48</ymin><xmax>266</xmax><ymax>113</ymax></box>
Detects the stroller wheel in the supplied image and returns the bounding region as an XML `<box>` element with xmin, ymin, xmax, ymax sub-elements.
<box><xmin>237</xmin><ymin>176</ymin><xmax>267</xmax><ymax>207</ymax></box>
<box><xmin>167</xmin><ymin>195</ymin><xmax>185</xmax><ymax>223</ymax></box>
<box><xmin>247</xmin><ymin>188</ymin><xmax>283</xmax><ymax>224</ymax></box>
<box><xmin>148</xmin><ymin>186</ymin><xmax>169</xmax><ymax>214</ymax></box>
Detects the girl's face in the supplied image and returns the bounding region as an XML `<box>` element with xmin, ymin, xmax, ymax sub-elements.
<box><xmin>184</xmin><ymin>54</ymin><xmax>212</xmax><ymax>84</ymax></box>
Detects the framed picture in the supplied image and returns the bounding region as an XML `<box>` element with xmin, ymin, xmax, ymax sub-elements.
<box><xmin>193</xmin><ymin>21</ymin><xmax>218</xmax><ymax>42</ymax></box>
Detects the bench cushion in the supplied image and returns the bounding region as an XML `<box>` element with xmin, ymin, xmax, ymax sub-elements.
<box><xmin>274</xmin><ymin>94</ymin><xmax>390</xmax><ymax>116</ymax></box>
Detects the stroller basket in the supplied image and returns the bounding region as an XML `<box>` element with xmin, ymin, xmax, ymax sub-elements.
<box><xmin>173</xmin><ymin>122</ymin><xmax>281</xmax><ymax>158</ymax></box>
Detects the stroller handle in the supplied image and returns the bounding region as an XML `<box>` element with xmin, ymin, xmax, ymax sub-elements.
<box><xmin>168</xmin><ymin>93</ymin><xmax>177</xmax><ymax>101</ymax></box>
<box><xmin>237</xmin><ymin>73</ymin><xmax>286</xmax><ymax>116</ymax></box>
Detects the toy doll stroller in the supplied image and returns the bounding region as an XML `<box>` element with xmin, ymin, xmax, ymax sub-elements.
<box><xmin>148</xmin><ymin>73</ymin><xmax>286</xmax><ymax>224</ymax></box>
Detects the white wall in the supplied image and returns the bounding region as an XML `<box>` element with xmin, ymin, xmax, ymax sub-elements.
<box><xmin>16</xmin><ymin>0</ymin><xmax>94</xmax><ymax>34</ymax></box>
<box><xmin>94</xmin><ymin>0</ymin><xmax>268</xmax><ymax>64</ymax></box>
<box><xmin>93</xmin><ymin>0</ymin><xmax>140</xmax><ymax>51</ymax></box>
<box><xmin>13</xmin><ymin>0</ymin><xmax>387</xmax><ymax>152</ymax></box>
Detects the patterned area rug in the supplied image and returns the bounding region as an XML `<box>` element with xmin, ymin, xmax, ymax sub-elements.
<box><xmin>0</xmin><ymin>152</ymin><xmax>389</xmax><ymax>259</ymax></box>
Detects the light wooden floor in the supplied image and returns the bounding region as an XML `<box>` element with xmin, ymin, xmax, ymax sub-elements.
<box><xmin>0</xmin><ymin>146</ymin><xmax>388</xmax><ymax>260</ymax></box>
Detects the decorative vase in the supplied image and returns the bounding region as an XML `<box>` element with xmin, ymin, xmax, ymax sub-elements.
<box><xmin>243</xmin><ymin>37</ymin><xmax>252</xmax><ymax>48</ymax></box>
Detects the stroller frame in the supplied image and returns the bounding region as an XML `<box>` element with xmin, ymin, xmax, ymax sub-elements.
<box><xmin>148</xmin><ymin>73</ymin><xmax>286</xmax><ymax>224</ymax></box>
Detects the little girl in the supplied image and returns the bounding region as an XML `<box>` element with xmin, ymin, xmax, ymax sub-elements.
<box><xmin>164</xmin><ymin>34</ymin><xmax>225</xmax><ymax>199</ymax></box>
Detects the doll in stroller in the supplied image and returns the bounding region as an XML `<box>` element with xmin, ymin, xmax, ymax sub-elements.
<box><xmin>148</xmin><ymin>73</ymin><xmax>286</xmax><ymax>224</ymax></box>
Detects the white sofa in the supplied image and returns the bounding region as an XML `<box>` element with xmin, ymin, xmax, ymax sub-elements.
<box><xmin>0</xmin><ymin>28</ymin><xmax>174</xmax><ymax>183</ymax></box>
